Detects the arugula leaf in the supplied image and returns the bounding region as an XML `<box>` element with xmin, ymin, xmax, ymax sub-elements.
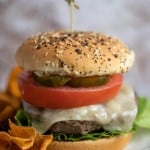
<box><xmin>14</xmin><ymin>109</ymin><xmax>32</xmax><ymax>126</ymax></box>
<box><xmin>53</xmin><ymin>130</ymin><xmax>127</xmax><ymax>141</ymax></box>
<box><xmin>134</xmin><ymin>97</ymin><xmax>150</xmax><ymax>128</ymax></box>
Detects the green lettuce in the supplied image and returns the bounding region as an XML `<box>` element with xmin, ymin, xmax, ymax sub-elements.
<box><xmin>134</xmin><ymin>97</ymin><xmax>150</xmax><ymax>128</ymax></box>
<box><xmin>14</xmin><ymin>109</ymin><xmax>32</xmax><ymax>126</ymax></box>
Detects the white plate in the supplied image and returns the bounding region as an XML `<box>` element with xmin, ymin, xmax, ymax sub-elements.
<box><xmin>125</xmin><ymin>128</ymin><xmax>150</xmax><ymax>150</ymax></box>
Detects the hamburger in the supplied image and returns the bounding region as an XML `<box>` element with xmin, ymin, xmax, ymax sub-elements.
<box><xmin>15</xmin><ymin>31</ymin><xmax>137</xmax><ymax>150</ymax></box>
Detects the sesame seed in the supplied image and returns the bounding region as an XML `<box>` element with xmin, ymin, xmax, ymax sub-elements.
<box><xmin>32</xmin><ymin>55</ymin><xmax>35</xmax><ymax>59</ymax></box>
<box><xmin>114</xmin><ymin>54</ymin><xmax>118</xmax><ymax>58</ymax></box>
<box><xmin>94</xmin><ymin>49</ymin><xmax>100</xmax><ymax>56</ymax></box>
<box><xmin>51</xmin><ymin>62</ymin><xmax>55</xmax><ymax>67</ymax></box>
<box><xmin>75</xmin><ymin>48</ymin><xmax>82</xmax><ymax>54</ymax></box>
<box><xmin>44</xmin><ymin>52</ymin><xmax>49</xmax><ymax>57</ymax></box>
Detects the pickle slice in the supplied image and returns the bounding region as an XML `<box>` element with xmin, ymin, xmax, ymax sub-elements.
<box><xmin>33</xmin><ymin>74</ymin><xmax>71</xmax><ymax>87</ymax></box>
<box><xmin>67</xmin><ymin>76</ymin><xmax>109</xmax><ymax>87</ymax></box>
<box><xmin>33</xmin><ymin>73</ymin><xmax>109</xmax><ymax>87</ymax></box>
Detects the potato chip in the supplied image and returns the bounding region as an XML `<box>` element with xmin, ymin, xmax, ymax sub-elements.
<box><xmin>0</xmin><ymin>92</ymin><xmax>20</xmax><ymax>110</ymax></box>
<box><xmin>6</xmin><ymin>66</ymin><xmax>22</xmax><ymax>99</ymax></box>
<box><xmin>10</xmin><ymin>137</ymin><xmax>35</xmax><ymax>150</ymax></box>
<box><xmin>0</xmin><ymin>132</ymin><xmax>11</xmax><ymax>150</ymax></box>
<box><xmin>8</xmin><ymin>120</ymin><xmax>36</xmax><ymax>149</ymax></box>
<box><xmin>0</xmin><ymin>66</ymin><xmax>22</xmax><ymax>124</ymax></box>
<box><xmin>28</xmin><ymin>134</ymin><xmax>53</xmax><ymax>150</ymax></box>
<box><xmin>10</xmin><ymin>144</ymin><xmax>21</xmax><ymax>150</ymax></box>
<box><xmin>0</xmin><ymin>92</ymin><xmax>12</xmax><ymax>104</ymax></box>
<box><xmin>0</xmin><ymin>131</ymin><xmax>23</xmax><ymax>150</ymax></box>
<box><xmin>0</xmin><ymin>92</ymin><xmax>20</xmax><ymax>123</ymax></box>
<box><xmin>0</xmin><ymin>105</ymin><xmax>14</xmax><ymax>122</ymax></box>
<box><xmin>0</xmin><ymin>121</ymin><xmax>53</xmax><ymax>150</ymax></box>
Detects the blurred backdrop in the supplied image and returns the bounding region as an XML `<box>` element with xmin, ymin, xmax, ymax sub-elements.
<box><xmin>0</xmin><ymin>0</ymin><xmax>150</xmax><ymax>97</ymax></box>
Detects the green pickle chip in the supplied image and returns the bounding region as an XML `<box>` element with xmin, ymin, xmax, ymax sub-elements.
<box><xmin>33</xmin><ymin>73</ymin><xmax>109</xmax><ymax>87</ymax></box>
<box><xmin>68</xmin><ymin>76</ymin><xmax>109</xmax><ymax>87</ymax></box>
<box><xmin>33</xmin><ymin>74</ymin><xmax>71</xmax><ymax>87</ymax></box>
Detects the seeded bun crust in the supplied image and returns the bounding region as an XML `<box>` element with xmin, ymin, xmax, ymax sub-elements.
<box><xmin>16</xmin><ymin>31</ymin><xmax>135</xmax><ymax>77</ymax></box>
<box><xmin>48</xmin><ymin>133</ymin><xmax>131</xmax><ymax>150</ymax></box>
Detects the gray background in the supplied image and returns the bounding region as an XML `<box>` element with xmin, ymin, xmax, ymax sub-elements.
<box><xmin>0</xmin><ymin>1</ymin><xmax>150</xmax><ymax>149</ymax></box>
<box><xmin>0</xmin><ymin>0</ymin><xmax>150</xmax><ymax>97</ymax></box>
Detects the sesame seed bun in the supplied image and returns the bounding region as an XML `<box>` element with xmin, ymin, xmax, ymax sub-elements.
<box><xmin>16</xmin><ymin>31</ymin><xmax>135</xmax><ymax>77</ymax></box>
<box><xmin>48</xmin><ymin>133</ymin><xmax>131</xmax><ymax>150</ymax></box>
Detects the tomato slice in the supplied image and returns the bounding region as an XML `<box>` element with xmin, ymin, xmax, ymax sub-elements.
<box><xmin>18</xmin><ymin>72</ymin><xmax>123</xmax><ymax>109</ymax></box>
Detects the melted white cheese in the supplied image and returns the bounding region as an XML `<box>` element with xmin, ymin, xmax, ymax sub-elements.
<box><xmin>23</xmin><ymin>83</ymin><xmax>137</xmax><ymax>134</ymax></box>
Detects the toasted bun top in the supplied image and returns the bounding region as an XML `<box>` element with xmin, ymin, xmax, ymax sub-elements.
<box><xmin>16</xmin><ymin>31</ymin><xmax>135</xmax><ymax>77</ymax></box>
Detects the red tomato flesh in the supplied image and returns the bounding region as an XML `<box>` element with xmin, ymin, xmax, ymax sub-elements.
<box><xmin>18</xmin><ymin>72</ymin><xmax>123</xmax><ymax>109</ymax></box>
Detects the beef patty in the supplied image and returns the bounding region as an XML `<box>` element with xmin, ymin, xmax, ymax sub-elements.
<box><xmin>50</xmin><ymin>120</ymin><xmax>101</xmax><ymax>135</ymax></box>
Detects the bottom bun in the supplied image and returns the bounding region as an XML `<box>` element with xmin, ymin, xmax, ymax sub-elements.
<box><xmin>48</xmin><ymin>133</ymin><xmax>131</xmax><ymax>150</ymax></box>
